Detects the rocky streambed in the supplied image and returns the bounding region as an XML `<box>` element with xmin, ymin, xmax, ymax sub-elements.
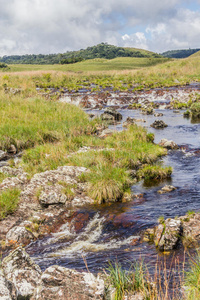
<box><xmin>0</xmin><ymin>86</ymin><xmax>200</xmax><ymax>299</ymax></box>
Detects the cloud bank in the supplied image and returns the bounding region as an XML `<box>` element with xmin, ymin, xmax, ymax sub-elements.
<box><xmin>0</xmin><ymin>0</ymin><xmax>199</xmax><ymax>55</ymax></box>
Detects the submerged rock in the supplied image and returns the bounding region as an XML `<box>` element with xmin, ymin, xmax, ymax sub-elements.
<box><xmin>2</xmin><ymin>246</ymin><xmax>42</xmax><ymax>299</ymax></box>
<box><xmin>123</xmin><ymin>117</ymin><xmax>135</xmax><ymax>127</ymax></box>
<box><xmin>157</xmin><ymin>185</ymin><xmax>176</xmax><ymax>194</ymax></box>
<box><xmin>154</xmin><ymin>113</ymin><xmax>163</xmax><ymax>117</ymax></box>
<box><xmin>158</xmin><ymin>139</ymin><xmax>179</xmax><ymax>149</ymax></box>
<box><xmin>150</xmin><ymin>120</ymin><xmax>168</xmax><ymax>129</ymax></box>
<box><xmin>32</xmin><ymin>265</ymin><xmax>105</xmax><ymax>300</ymax></box>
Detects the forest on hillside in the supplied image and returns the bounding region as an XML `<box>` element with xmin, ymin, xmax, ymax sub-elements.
<box><xmin>0</xmin><ymin>43</ymin><xmax>161</xmax><ymax>65</ymax></box>
<box><xmin>161</xmin><ymin>48</ymin><xmax>200</xmax><ymax>58</ymax></box>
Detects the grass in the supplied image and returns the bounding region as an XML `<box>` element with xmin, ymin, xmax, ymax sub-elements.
<box><xmin>0</xmin><ymin>189</ymin><xmax>21</xmax><ymax>219</ymax></box>
<box><xmin>184</xmin><ymin>252</ymin><xmax>200</xmax><ymax>299</ymax></box>
<box><xmin>0</xmin><ymin>92</ymin><xmax>97</xmax><ymax>151</ymax></box>
<box><xmin>137</xmin><ymin>165</ymin><xmax>172</xmax><ymax>181</ymax></box>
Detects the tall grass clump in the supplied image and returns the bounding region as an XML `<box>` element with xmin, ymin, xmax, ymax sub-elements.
<box><xmin>184</xmin><ymin>252</ymin><xmax>200</xmax><ymax>299</ymax></box>
<box><xmin>137</xmin><ymin>165</ymin><xmax>172</xmax><ymax>181</ymax></box>
<box><xmin>0</xmin><ymin>188</ymin><xmax>21</xmax><ymax>219</ymax></box>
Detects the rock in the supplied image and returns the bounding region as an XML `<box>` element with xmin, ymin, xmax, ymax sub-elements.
<box><xmin>99</xmin><ymin>129</ymin><xmax>116</xmax><ymax>138</ymax></box>
<box><xmin>2</xmin><ymin>247</ymin><xmax>42</xmax><ymax>299</ymax></box>
<box><xmin>101</xmin><ymin>108</ymin><xmax>122</xmax><ymax>121</ymax></box>
<box><xmin>0</xmin><ymin>268</ymin><xmax>12</xmax><ymax>300</ymax></box>
<box><xmin>0</xmin><ymin>150</ymin><xmax>8</xmax><ymax>161</ymax></box>
<box><xmin>123</xmin><ymin>117</ymin><xmax>135</xmax><ymax>127</ymax></box>
<box><xmin>150</xmin><ymin>120</ymin><xmax>168</xmax><ymax>129</ymax></box>
<box><xmin>100</xmin><ymin>113</ymin><xmax>115</xmax><ymax>123</ymax></box>
<box><xmin>7</xmin><ymin>144</ymin><xmax>17</xmax><ymax>154</ymax></box>
<box><xmin>141</xmin><ymin>107</ymin><xmax>154</xmax><ymax>115</ymax></box>
<box><xmin>158</xmin><ymin>139</ymin><xmax>179</xmax><ymax>149</ymax></box>
<box><xmin>173</xmin><ymin>110</ymin><xmax>180</xmax><ymax>113</ymax></box>
<box><xmin>154</xmin><ymin>219</ymin><xmax>182</xmax><ymax>251</ymax></box>
<box><xmin>6</xmin><ymin>225</ymin><xmax>34</xmax><ymax>244</ymax></box>
<box><xmin>32</xmin><ymin>265</ymin><xmax>105</xmax><ymax>300</ymax></box>
<box><xmin>39</xmin><ymin>185</ymin><xmax>67</xmax><ymax>207</ymax></box>
<box><xmin>158</xmin><ymin>185</ymin><xmax>176</xmax><ymax>194</ymax></box>
<box><xmin>154</xmin><ymin>113</ymin><xmax>163</xmax><ymax>117</ymax></box>
<box><xmin>181</xmin><ymin>213</ymin><xmax>200</xmax><ymax>242</ymax></box>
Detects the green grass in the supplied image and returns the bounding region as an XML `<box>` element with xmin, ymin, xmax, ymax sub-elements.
<box><xmin>5</xmin><ymin>57</ymin><xmax>169</xmax><ymax>72</ymax></box>
<box><xmin>0</xmin><ymin>92</ymin><xmax>97</xmax><ymax>151</ymax></box>
<box><xmin>185</xmin><ymin>252</ymin><xmax>200</xmax><ymax>299</ymax></box>
<box><xmin>137</xmin><ymin>165</ymin><xmax>172</xmax><ymax>181</ymax></box>
<box><xmin>0</xmin><ymin>189</ymin><xmax>21</xmax><ymax>219</ymax></box>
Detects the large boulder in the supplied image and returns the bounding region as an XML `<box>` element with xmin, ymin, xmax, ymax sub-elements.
<box><xmin>0</xmin><ymin>269</ymin><xmax>12</xmax><ymax>300</ymax></box>
<box><xmin>2</xmin><ymin>247</ymin><xmax>42</xmax><ymax>299</ymax></box>
<box><xmin>32</xmin><ymin>265</ymin><xmax>105</xmax><ymax>300</ymax></box>
<box><xmin>154</xmin><ymin>219</ymin><xmax>182</xmax><ymax>251</ymax></box>
<box><xmin>150</xmin><ymin>120</ymin><xmax>168</xmax><ymax>129</ymax></box>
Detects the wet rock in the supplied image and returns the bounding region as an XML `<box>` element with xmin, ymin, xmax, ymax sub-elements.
<box><xmin>0</xmin><ymin>150</ymin><xmax>8</xmax><ymax>161</ymax></box>
<box><xmin>123</xmin><ymin>117</ymin><xmax>135</xmax><ymax>127</ymax></box>
<box><xmin>154</xmin><ymin>113</ymin><xmax>163</xmax><ymax>117</ymax></box>
<box><xmin>173</xmin><ymin>110</ymin><xmax>180</xmax><ymax>113</ymax></box>
<box><xmin>100</xmin><ymin>113</ymin><xmax>115</xmax><ymax>123</ymax></box>
<box><xmin>158</xmin><ymin>139</ymin><xmax>179</xmax><ymax>149</ymax></box>
<box><xmin>99</xmin><ymin>129</ymin><xmax>116</xmax><ymax>138</ymax></box>
<box><xmin>150</xmin><ymin>120</ymin><xmax>168</xmax><ymax>129</ymax></box>
<box><xmin>158</xmin><ymin>185</ymin><xmax>176</xmax><ymax>194</ymax></box>
<box><xmin>2</xmin><ymin>247</ymin><xmax>41</xmax><ymax>299</ymax></box>
<box><xmin>0</xmin><ymin>268</ymin><xmax>12</xmax><ymax>300</ymax></box>
<box><xmin>101</xmin><ymin>108</ymin><xmax>122</xmax><ymax>121</ymax></box>
<box><xmin>39</xmin><ymin>185</ymin><xmax>67</xmax><ymax>207</ymax></box>
<box><xmin>154</xmin><ymin>219</ymin><xmax>182</xmax><ymax>251</ymax></box>
<box><xmin>6</xmin><ymin>225</ymin><xmax>34</xmax><ymax>244</ymax></box>
<box><xmin>32</xmin><ymin>265</ymin><xmax>105</xmax><ymax>300</ymax></box>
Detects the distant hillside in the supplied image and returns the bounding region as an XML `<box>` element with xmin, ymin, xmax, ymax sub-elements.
<box><xmin>161</xmin><ymin>48</ymin><xmax>200</xmax><ymax>58</ymax></box>
<box><xmin>0</xmin><ymin>43</ymin><xmax>161</xmax><ymax>65</ymax></box>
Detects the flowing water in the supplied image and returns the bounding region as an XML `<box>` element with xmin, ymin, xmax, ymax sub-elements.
<box><xmin>26</xmin><ymin>108</ymin><xmax>200</xmax><ymax>277</ymax></box>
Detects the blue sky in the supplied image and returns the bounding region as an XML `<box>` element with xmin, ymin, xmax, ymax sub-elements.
<box><xmin>0</xmin><ymin>0</ymin><xmax>199</xmax><ymax>55</ymax></box>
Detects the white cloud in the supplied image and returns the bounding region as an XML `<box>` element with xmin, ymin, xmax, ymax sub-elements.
<box><xmin>121</xmin><ymin>32</ymin><xmax>148</xmax><ymax>49</ymax></box>
<box><xmin>0</xmin><ymin>0</ymin><xmax>199</xmax><ymax>55</ymax></box>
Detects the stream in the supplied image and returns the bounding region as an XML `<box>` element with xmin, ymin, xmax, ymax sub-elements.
<box><xmin>26</xmin><ymin>108</ymin><xmax>200</xmax><ymax>278</ymax></box>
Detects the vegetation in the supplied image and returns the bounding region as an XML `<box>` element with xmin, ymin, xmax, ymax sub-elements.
<box><xmin>0</xmin><ymin>43</ymin><xmax>162</xmax><ymax>65</ymax></box>
<box><xmin>161</xmin><ymin>48</ymin><xmax>200</xmax><ymax>58</ymax></box>
<box><xmin>0</xmin><ymin>189</ymin><xmax>21</xmax><ymax>219</ymax></box>
<box><xmin>185</xmin><ymin>252</ymin><xmax>200</xmax><ymax>299</ymax></box>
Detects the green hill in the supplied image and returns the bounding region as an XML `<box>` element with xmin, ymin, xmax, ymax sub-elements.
<box><xmin>161</xmin><ymin>48</ymin><xmax>200</xmax><ymax>58</ymax></box>
<box><xmin>0</xmin><ymin>43</ymin><xmax>162</xmax><ymax>65</ymax></box>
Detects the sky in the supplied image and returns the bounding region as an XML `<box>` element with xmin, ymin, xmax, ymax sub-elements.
<box><xmin>0</xmin><ymin>0</ymin><xmax>200</xmax><ymax>56</ymax></box>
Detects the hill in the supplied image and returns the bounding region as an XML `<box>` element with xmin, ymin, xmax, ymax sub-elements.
<box><xmin>0</xmin><ymin>43</ymin><xmax>162</xmax><ymax>65</ymax></box>
<box><xmin>161</xmin><ymin>48</ymin><xmax>200</xmax><ymax>58</ymax></box>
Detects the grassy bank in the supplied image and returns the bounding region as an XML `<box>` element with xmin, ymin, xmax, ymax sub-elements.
<box><xmin>0</xmin><ymin>81</ymin><xmax>169</xmax><ymax>212</ymax></box>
